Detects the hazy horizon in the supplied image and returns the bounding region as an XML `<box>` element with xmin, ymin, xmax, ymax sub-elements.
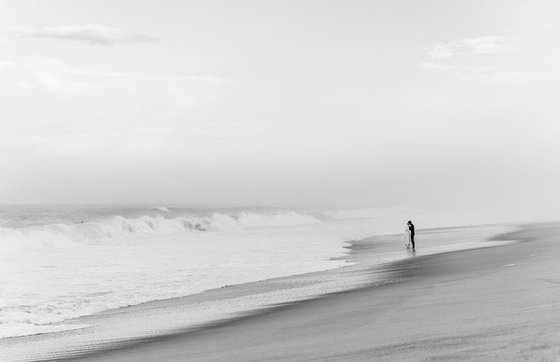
<box><xmin>1</xmin><ymin>0</ymin><xmax>559</xmax><ymax>217</ymax></box>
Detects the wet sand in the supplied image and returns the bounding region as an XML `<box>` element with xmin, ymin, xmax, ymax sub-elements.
<box><xmin>54</xmin><ymin>223</ymin><xmax>560</xmax><ymax>361</ymax></box>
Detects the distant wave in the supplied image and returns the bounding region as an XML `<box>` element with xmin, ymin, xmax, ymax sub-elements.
<box><xmin>152</xmin><ymin>206</ymin><xmax>170</xmax><ymax>213</ymax></box>
<box><xmin>0</xmin><ymin>211</ymin><xmax>323</xmax><ymax>247</ymax></box>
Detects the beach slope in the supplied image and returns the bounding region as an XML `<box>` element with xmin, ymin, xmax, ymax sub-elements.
<box><xmin>62</xmin><ymin>223</ymin><xmax>560</xmax><ymax>361</ymax></box>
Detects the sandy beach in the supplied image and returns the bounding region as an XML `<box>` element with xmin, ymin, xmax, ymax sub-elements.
<box><xmin>27</xmin><ymin>222</ymin><xmax>557</xmax><ymax>362</ymax></box>
<box><xmin>5</xmin><ymin>2</ymin><xmax>560</xmax><ymax>361</ymax></box>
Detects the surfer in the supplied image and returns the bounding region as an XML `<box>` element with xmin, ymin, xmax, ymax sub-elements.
<box><xmin>407</xmin><ymin>220</ymin><xmax>415</xmax><ymax>249</ymax></box>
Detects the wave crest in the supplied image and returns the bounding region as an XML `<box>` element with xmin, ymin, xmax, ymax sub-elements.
<box><xmin>0</xmin><ymin>211</ymin><xmax>322</xmax><ymax>247</ymax></box>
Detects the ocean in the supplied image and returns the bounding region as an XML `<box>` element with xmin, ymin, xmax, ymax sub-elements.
<box><xmin>0</xmin><ymin>205</ymin><xmax>522</xmax><ymax>340</ymax></box>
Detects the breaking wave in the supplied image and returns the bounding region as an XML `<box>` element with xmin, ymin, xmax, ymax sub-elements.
<box><xmin>0</xmin><ymin>209</ymin><xmax>349</xmax><ymax>339</ymax></box>
<box><xmin>0</xmin><ymin>211</ymin><xmax>322</xmax><ymax>247</ymax></box>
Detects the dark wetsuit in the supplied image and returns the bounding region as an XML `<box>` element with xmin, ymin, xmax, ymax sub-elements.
<box><xmin>409</xmin><ymin>223</ymin><xmax>415</xmax><ymax>249</ymax></box>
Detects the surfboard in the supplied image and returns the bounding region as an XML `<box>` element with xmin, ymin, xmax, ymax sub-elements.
<box><xmin>404</xmin><ymin>226</ymin><xmax>411</xmax><ymax>248</ymax></box>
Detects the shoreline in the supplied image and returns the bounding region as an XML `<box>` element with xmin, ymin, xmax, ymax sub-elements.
<box><xmin>61</xmin><ymin>222</ymin><xmax>560</xmax><ymax>361</ymax></box>
<box><xmin>2</xmin><ymin>223</ymin><xmax>523</xmax><ymax>361</ymax></box>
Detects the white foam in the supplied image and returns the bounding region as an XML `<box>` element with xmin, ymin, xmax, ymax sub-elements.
<box><xmin>0</xmin><ymin>211</ymin><xmax>345</xmax><ymax>339</ymax></box>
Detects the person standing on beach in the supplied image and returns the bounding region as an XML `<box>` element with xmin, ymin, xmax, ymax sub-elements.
<box><xmin>407</xmin><ymin>220</ymin><xmax>415</xmax><ymax>249</ymax></box>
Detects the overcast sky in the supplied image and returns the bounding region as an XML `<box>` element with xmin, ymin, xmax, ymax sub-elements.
<box><xmin>0</xmin><ymin>0</ymin><xmax>559</xmax><ymax>215</ymax></box>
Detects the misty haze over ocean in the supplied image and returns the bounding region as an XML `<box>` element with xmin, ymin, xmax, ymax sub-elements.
<box><xmin>1</xmin><ymin>1</ymin><xmax>559</xmax><ymax>361</ymax></box>
<box><xmin>1</xmin><ymin>1</ymin><xmax>559</xmax><ymax>216</ymax></box>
